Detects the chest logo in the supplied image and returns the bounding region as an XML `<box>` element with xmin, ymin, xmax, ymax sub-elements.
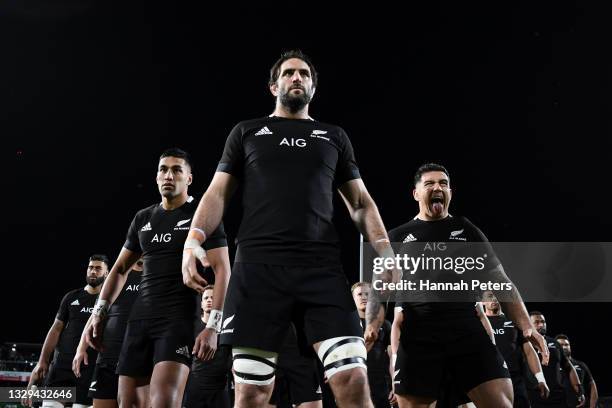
<box><xmin>151</xmin><ymin>233</ymin><xmax>172</xmax><ymax>243</ymax></box>
<box><xmin>280</xmin><ymin>137</ymin><xmax>306</xmax><ymax>148</ymax></box>
<box><xmin>141</xmin><ymin>222</ymin><xmax>152</xmax><ymax>232</ymax></box>
<box><xmin>255</xmin><ymin>126</ymin><xmax>273</xmax><ymax>136</ymax></box>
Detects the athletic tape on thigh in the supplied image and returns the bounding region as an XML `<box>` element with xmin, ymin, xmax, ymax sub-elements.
<box><xmin>232</xmin><ymin>347</ymin><xmax>278</xmax><ymax>385</ymax></box>
<box><xmin>317</xmin><ymin>336</ymin><xmax>367</xmax><ymax>378</ymax></box>
<box><xmin>41</xmin><ymin>401</ymin><xmax>64</xmax><ymax>408</ymax></box>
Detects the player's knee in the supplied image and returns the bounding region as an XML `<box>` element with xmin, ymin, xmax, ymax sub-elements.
<box><xmin>330</xmin><ymin>366</ymin><xmax>368</xmax><ymax>390</ymax></box>
<box><xmin>232</xmin><ymin>347</ymin><xmax>277</xmax><ymax>386</ymax></box>
<box><xmin>316</xmin><ymin>336</ymin><xmax>367</xmax><ymax>380</ymax></box>
<box><xmin>235</xmin><ymin>382</ymin><xmax>271</xmax><ymax>406</ymax></box>
<box><xmin>149</xmin><ymin>386</ymin><xmax>179</xmax><ymax>408</ymax></box>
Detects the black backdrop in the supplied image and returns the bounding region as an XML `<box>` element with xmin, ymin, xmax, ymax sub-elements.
<box><xmin>3</xmin><ymin>0</ymin><xmax>610</xmax><ymax>394</ymax></box>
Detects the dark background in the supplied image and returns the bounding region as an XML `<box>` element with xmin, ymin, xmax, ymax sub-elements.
<box><xmin>3</xmin><ymin>0</ymin><xmax>610</xmax><ymax>394</ymax></box>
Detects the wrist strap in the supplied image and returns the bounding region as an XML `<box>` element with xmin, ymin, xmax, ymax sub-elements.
<box><xmin>535</xmin><ymin>371</ymin><xmax>546</xmax><ymax>383</ymax></box>
<box><xmin>93</xmin><ymin>299</ymin><xmax>109</xmax><ymax>318</ymax></box>
<box><xmin>206</xmin><ymin>309</ymin><xmax>223</xmax><ymax>332</ymax></box>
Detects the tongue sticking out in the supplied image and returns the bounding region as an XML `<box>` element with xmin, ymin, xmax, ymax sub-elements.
<box><xmin>432</xmin><ymin>202</ymin><xmax>444</xmax><ymax>214</ymax></box>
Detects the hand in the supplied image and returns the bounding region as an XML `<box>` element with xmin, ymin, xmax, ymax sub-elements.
<box><xmin>388</xmin><ymin>389</ymin><xmax>398</xmax><ymax>406</ymax></box>
<box><xmin>72</xmin><ymin>349</ymin><xmax>89</xmax><ymax>377</ymax></box>
<box><xmin>85</xmin><ymin>314</ymin><xmax>106</xmax><ymax>352</ymax></box>
<box><xmin>523</xmin><ymin>327</ymin><xmax>549</xmax><ymax>366</ymax></box>
<box><xmin>576</xmin><ymin>393</ymin><xmax>586</xmax><ymax>407</ymax></box>
<box><xmin>182</xmin><ymin>247</ymin><xmax>209</xmax><ymax>293</ymax></box>
<box><xmin>364</xmin><ymin>324</ymin><xmax>379</xmax><ymax>352</ymax></box>
<box><xmin>23</xmin><ymin>362</ymin><xmax>47</xmax><ymax>407</ymax></box>
<box><xmin>537</xmin><ymin>381</ymin><xmax>550</xmax><ymax>399</ymax></box>
<box><xmin>192</xmin><ymin>327</ymin><xmax>217</xmax><ymax>361</ymax></box>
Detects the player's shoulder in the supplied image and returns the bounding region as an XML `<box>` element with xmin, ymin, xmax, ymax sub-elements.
<box><xmin>63</xmin><ymin>287</ymin><xmax>85</xmax><ymax>300</ymax></box>
<box><xmin>132</xmin><ymin>203</ymin><xmax>161</xmax><ymax>221</ymax></box>
<box><xmin>452</xmin><ymin>216</ymin><xmax>491</xmax><ymax>241</ymax></box>
<box><xmin>388</xmin><ymin>219</ymin><xmax>419</xmax><ymax>241</ymax></box>
<box><xmin>232</xmin><ymin>116</ymin><xmax>275</xmax><ymax>132</ymax></box>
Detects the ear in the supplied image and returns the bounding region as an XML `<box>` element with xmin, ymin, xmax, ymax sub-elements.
<box><xmin>187</xmin><ymin>174</ymin><xmax>193</xmax><ymax>186</ymax></box>
<box><xmin>412</xmin><ymin>188</ymin><xmax>419</xmax><ymax>202</ymax></box>
<box><xmin>270</xmin><ymin>83</ymin><xmax>279</xmax><ymax>97</ymax></box>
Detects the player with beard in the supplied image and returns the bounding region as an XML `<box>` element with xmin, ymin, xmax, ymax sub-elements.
<box><xmin>528</xmin><ymin>313</ymin><xmax>584</xmax><ymax>408</ymax></box>
<box><xmin>24</xmin><ymin>254</ymin><xmax>109</xmax><ymax>408</ymax></box>
<box><xmin>482</xmin><ymin>291</ymin><xmax>549</xmax><ymax>408</ymax></box>
<box><xmin>86</xmin><ymin>149</ymin><xmax>230</xmax><ymax>408</ymax></box>
<box><xmin>182</xmin><ymin>50</ymin><xmax>394</xmax><ymax>408</ymax></box>
<box><xmin>555</xmin><ymin>334</ymin><xmax>598</xmax><ymax>408</ymax></box>
<box><xmin>183</xmin><ymin>285</ymin><xmax>233</xmax><ymax>408</ymax></box>
<box><xmin>383</xmin><ymin>163</ymin><xmax>549</xmax><ymax>408</ymax></box>
<box><xmin>352</xmin><ymin>282</ymin><xmax>394</xmax><ymax>408</ymax></box>
<box><xmin>72</xmin><ymin>258</ymin><xmax>147</xmax><ymax>408</ymax></box>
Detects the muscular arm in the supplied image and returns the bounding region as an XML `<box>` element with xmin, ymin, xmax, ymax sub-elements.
<box><xmin>205</xmin><ymin>246</ymin><xmax>231</xmax><ymax>313</ymax></box>
<box><xmin>390</xmin><ymin>307</ymin><xmax>404</xmax><ymax>358</ymax></box>
<box><xmin>475</xmin><ymin>303</ymin><xmax>495</xmax><ymax>344</ymax></box>
<box><xmin>98</xmin><ymin>248</ymin><xmax>141</xmax><ymax>305</ymax></box>
<box><xmin>39</xmin><ymin>319</ymin><xmax>65</xmax><ymax>366</ymax></box>
<box><xmin>190</xmin><ymin>172</ymin><xmax>238</xmax><ymax>239</ymax></box>
<box><xmin>339</xmin><ymin>179</ymin><xmax>396</xmax><ymax>330</ymax></box>
<box><xmin>523</xmin><ymin>341</ymin><xmax>544</xmax><ymax>376</ymax></box>
<box><xmin>589</xmin><ymin>379</ymin><xmax>598</xmax><ymax>408</ymax></box>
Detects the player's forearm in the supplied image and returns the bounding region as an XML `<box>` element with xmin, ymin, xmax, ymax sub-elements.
<box><xmin>39</xmin><ymin>326</ymin><xmax>61</xmax><ymax>364</ymax></box>
<box><xmin>390</xmin><ymin>321</ymin><xmax>400</xmax><ymax>356</ymax></box>
<box><xmin>524</xmin><ymin>342</ymin><xmax>544</xmax><ymax>376</ymax></box>
<box><xmin>208</xmin><ymin>249</ymin><xmax>231</xmax><ymax>312</ymax></box>
<box><xmin>568</xmin><ymin>366</ymin><xmax>581</xmax><ymax>394</ymax></box>
<box><xmin>76</xmin><ymin>315</ymin><xmax>94</xmax><ymax>353</ymax></box>
<box><xmin>590</xmin><ymin>381</ymin><xmax>598</xmax><ymax>408</ymax></box>
<box><xmin>99</xmin><ymin>267</ymin><xmax>128</xmax><ymax>304</ymax></box>
<box><xmin>365</xmin><ymin>297</ymin><xmax>384</xmax><ymax>328</ymax></box>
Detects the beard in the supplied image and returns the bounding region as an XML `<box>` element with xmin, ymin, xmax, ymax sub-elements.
<box><xmin>87</xmin><ymin>276</ymin><xmax>105</xmax><ymax>288</ymax></box>
<box><xmin>280</xmin><ymin>87</ymin><xmax>313</xmax><ymax>113</ymax></box>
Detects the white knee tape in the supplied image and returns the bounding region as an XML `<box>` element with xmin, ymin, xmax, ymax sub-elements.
<box><xmin>232</xmin><ymin>347</ymin><xmax>278</xmax><ymax>386</ymax></box>
<box><xmin>41</xmin><ymin>401</ymin><xmax>64</xmax><ymax>408</ymax></box>
<box><xmin>317</xmin><ymin>336</ymin><xmax>367</xmax><ymax>379</ymax></box>
<box><xmin>71</xmin><ymin>405</ymin><xmax>92</xmax><ymax>408</ymax></box>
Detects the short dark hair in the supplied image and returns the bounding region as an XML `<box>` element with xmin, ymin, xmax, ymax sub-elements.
<box><xmin>89</xmin><ymin>254</ymin><xmax>110</xmax><ymax>269</ymax></box>
<box><xmin>269</xmin><ymin>50</ymin><xmax>318</xmax><ymax>88</ymax></box>
<box><xmin>414</xmin><ymin>163</ymin><xmax>450</xmax><ymax>186</ymax></box>
<box><xmin>159</xmin><ymin>148</ymin><xmax>193</xmax><ymax>170</ymax></box>
<box><xmin>529</xmin><ymin>310</ymin><xmax>544</xmax><ymax>317</ymax></box>
<box><xmin>555</xmin><ymin>334</ymin><xmax>569</xmax><ymax>342</ymax></box>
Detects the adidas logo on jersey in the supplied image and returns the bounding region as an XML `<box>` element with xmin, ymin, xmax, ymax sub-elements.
<box><xmin>176</xmin><ymin>346</ymin><xmax>190</xmax><ymax>358</ymax></box>
<box><xmin>70</xmin><ymin>299</ymin><xmax>80</xmax><ymax>306</ymax></box>
<box><xmin>403</xmin><ymin>234</ymin><xmax>417</xmax><ymax>243</ymax></box>
<box><xmin>255</xmin><ymin>126</ymin><xmax>273</xmax><ymax>136</ymax></box>
<box><xmin>141</xmin><ymin>222</ymin><xmax>152</xmax><ymax>232</ymax></box>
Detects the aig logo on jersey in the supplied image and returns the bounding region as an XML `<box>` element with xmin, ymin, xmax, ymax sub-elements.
<box><xmin>81</xmin><ymin>307</ymin><xmax>94</xmax><ymax>313</ymax></box>
<box><xmin>125</xmin><ymin>284</ymin><xmax>139</xmax><ymax>291</ymax></box>
<box><xmin>279</xmin><ymin>137</ymin><xmax>306</xmax><ymax>148</ymax></box>
<box><xmin>151</xmin><ymin>233</ymin><xmax>172</xmax><ymax>243</ymax></box>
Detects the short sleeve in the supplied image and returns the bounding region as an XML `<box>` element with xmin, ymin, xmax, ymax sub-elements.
<box><xmin>334</xmin><ymin>127</ymin><xmax>361</xmax><ymax>186</ymax></box>
<box><xmin>216</xmin><ymin>124</ymin><xmax>245</xmax><ymax>178</ymax></box>
<box><xmin>55</xmin><ymin>292</ymin><xmax>71</xmax><ymax>323</ymax></box>
<box><xmin>123</xmin><ymin>212</ymin><xmax>142</xmax><ymax>253</ymax></box>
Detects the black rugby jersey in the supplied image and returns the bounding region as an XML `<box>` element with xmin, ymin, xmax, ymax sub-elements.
<box><xmin>217</xmin><ymin>116</ymin><xmax>360</xmax><ymax>266</ymax></box>
<box><xmin>388</xmin><ymin>216</ymin><xmax>500</xmax><ymax>341</ymax></box>
<box><xmin>53</xmin><ymin>288</ymin><xmax>98</xmax><ymax>368</ymax></box>
<box><xmin>487</xmin><ymin>313</ymin><xmax>527</xmax><ymax>375</ymax></box>
<box><xmin>97</xmin><ymin>270</ymin><xmax>142</xmax><ymax>366</ymax></box>
<box><xmin>124</xmin><ymin>197</ymin><xmax>227</xmax><ymax>320</ymax></box>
